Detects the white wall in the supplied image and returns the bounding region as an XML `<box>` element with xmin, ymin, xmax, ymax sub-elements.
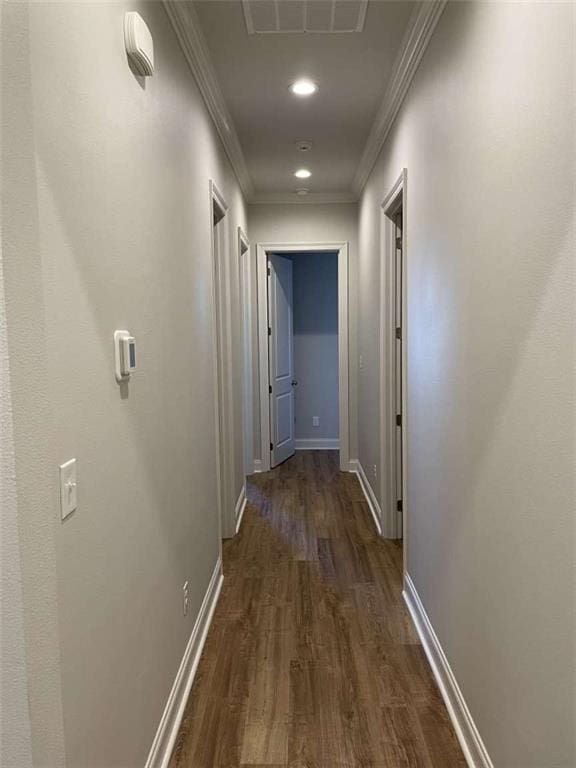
<box><xmin>291</xmin><ymin>251</ymin><xmax>339</xmax><ymax>443</ymax></box>
<box><xmin>0</xmin><ymin>206</ymin><xmax>33</xmax><ymax>767</ymax></box>
<box><xmin>248</xmin><ymin>203</ymin><xmax>358</xmax><ymax>463</ymax></box>
<box><xmin>358</xmin><ymin>2</ymin><xmax>575</xmax><ymax>765</ymax></box>
<box><xmin>1</xmin><ymin>2</ymin><xmax>246</xmax><ymax>765</ymax></box>
<box><xmin>1</xmin><ymin>5</ymin><xmax>68</xmax><ymax>762</ymax></box>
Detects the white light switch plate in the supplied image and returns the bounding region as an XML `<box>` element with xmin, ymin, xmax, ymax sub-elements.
<box><xmin>59</xmin><ymin>458</ymin><xmax>77</xmax><ymax>520</ymax></box>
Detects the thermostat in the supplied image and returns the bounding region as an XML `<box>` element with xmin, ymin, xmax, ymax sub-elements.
<box><xmin>114</xmin><ymin>330</ymin><xmax>136</xmax><ymax>382</ymax></box>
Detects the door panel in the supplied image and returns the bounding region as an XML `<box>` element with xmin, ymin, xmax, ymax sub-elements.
<box><xmin>268</xmin><ymin>254</ymin><xmax>295</xmax><ymax>467</ymax></box>
<box><xmin>275</xmin><ymin>391</ymin><xmax>293</xmax><ymax>447</ymax></box>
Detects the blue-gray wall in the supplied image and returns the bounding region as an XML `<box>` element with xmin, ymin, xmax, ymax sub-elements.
<box><xmin>291</xmin><ymin>252</ymin><xmax>339</xmax><ymax>443</ymax></box>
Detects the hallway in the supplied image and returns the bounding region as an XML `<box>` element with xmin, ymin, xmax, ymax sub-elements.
<box><xmin>170</xmin><ymin>452</ymin><xmax>465</xmax><ymax>767</ymax></box>
<box><xmin>2</xmin><ymin>2</ymin><xmax>574</xmax><ymax>766</ymax></box>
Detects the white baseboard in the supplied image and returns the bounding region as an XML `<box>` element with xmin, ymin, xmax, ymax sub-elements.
<box><xmin>295</xmin><ymin>438</ymin><xmax>340</xmax><ymax>450</ymax></box>
<box><xmin>145</xmin><ymin>557</ymin><xmax>223</xmax><ymax>768</ymax></box>
<box><xmin>235</xmin><ymin>484</ymin><xmax>247</xmax><ymax>534</ymax></box>
<box><xmin>349</xmin><ymin>459</ymin><xmax>382</xmax><ymax>535</ymax></box>
<box><xmin>403</xmin><ymin>575</ymin><xmax>494</xmax><ymax>768</ymax></box>
<box><xmin>252</xmin><ymin>459</ymin><xmax>263</xmax><ymax>474</ymax></box>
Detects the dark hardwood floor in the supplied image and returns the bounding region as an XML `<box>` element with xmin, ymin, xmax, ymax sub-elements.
<box><xmin>169</xmin><ymin>451</ymin><xmax>466</xmax><ymax>767</ymax></box>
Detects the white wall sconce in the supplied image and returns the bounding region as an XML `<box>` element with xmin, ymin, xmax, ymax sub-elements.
<box><xmin>124</xmin><ymin>12</ymin><xmax>154</xmax><ymax>77</ymax></box>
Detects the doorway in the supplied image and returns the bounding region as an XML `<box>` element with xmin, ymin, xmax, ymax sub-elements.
<box><xmin>238</xmin><ymin>227</ymin><xmax>254</xmax><ymax>479</ymax></box>
<box><xmin>256</xmin><ymin>242</ymin><xmax>350</xmax><ymax>472</ymax></box>
<box><xmin>210</xmin><ymin>180</ymin><xmax>235</xmax><ymax>539</ymax></box>
<box><xmin>380</xmin><ymin>170</ymin><xmax>407</xmax><ymax>554</ymax></box>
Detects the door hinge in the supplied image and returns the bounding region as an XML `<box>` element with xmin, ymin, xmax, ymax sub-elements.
<box><xmin>269</xmin><ymin>385</ymin><xmax>272</xmax><ymax>394</ymax></box>
<box><xmin>396</xmin><ymin>414</ymin><xmax>402</xmax><ymax>427</ymax></box>
<box><xmin>268</xmin><ymin>327</ymin><xmax>271</xmax><ymax>336</ymax></box>
<box><xmin>270</xmin><ymin>442</ymin><xmax>274</xmax><ymax>452</ymax></box>
<box><xmin>267</xmin><ymin>265</ymin><xmax>271</xmax><ymax>276</ymax></box>
<box><xmin>395</xmin><ymin>326</ymin><xmax>401</xmax><ymax>340</ymax></box>
<box><xmin>396</xmin><ymin>237</ymin><xmax>402</xmax><ymax>250</ymax></box>
<box><xmin>397</xmin><ymin>499</ymin><xmax>403</xmax><ymax>512</ymax></box>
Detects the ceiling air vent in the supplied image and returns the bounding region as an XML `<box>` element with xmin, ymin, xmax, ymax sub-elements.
<box><xmin>242</xmin><ymin>0</ymin><xmax>368</xmax><ymax>35</ymax></box>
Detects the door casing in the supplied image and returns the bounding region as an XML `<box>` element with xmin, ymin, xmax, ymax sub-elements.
<box><xmin>209</xmin><ymin>179</ymin><xmax>236</xmax><ymax>540</ymax></box>
<box><xmin>380</xmin><ymin>169</ymin><xmax>408</xmax><ymax>572</ymax></box>
<box><xmin>238</xmin><ymin>227</ymin><xmax>254</xmax><ymax>477</ymax></box>
<box><xmin>256</xmin><ymin>242</ymin><xmax>350</xmax><ymax>473</ymax></box>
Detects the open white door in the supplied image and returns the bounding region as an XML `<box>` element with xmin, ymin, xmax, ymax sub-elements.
<box><xmin>268</xmin><ymin>254</ymin><xmax>295</xmax><ymax>468</ymax></box>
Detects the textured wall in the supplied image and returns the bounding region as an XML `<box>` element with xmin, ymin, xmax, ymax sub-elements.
<box><xmin>0</xmin><ymin>215</ymin><xmax>33</xmax><ymax>767</ymax></box>
<box><xmin>358</xmin><ymin>2</ymin><xmax>575</xmax><ymax>764</ymax></box>
<box><xmin>1</xmin><ymin>3</ymin><xmax>67</xmax><ymax>762</ymax></box>
<box><xmin>1</xmin><ymin>2</ymin><xmax>246</xmax><ymax>765</ymax></box>
<box><xmin>291</xmin><ymin>251</ymin><xmax>339</xmax><ymax>442</ymax></box>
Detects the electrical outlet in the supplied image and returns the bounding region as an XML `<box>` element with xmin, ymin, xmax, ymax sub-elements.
<box><xmin>312</xmin><ymin>416</ymin><xmax>320</xmax><ymax>427</ymax></box>
<box><xmin>182</xmin><ymin>581</ymin><xmax>189</xmax><ymax>616</ymax></box>
<box><xmin>372</xmin><ymin>464</ymin><xmax>377</xmax><ymax>480</ymax></box>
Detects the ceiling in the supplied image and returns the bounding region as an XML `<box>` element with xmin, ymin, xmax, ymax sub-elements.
<box><xmin>191</xmin><ymin>0</ymin><xmax>417</xmax><ymax>201</ymax></box>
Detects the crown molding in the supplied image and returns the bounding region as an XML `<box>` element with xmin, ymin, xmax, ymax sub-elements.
<box><xmin>164</xmin><ymin>0</ymin><xmax>445</xmax><ymax>205</ymax></box>
<box><xmin>249</xmin><ymin>191</ymin><xmax>358</xmax><ymax>205</ymax></box>
<box><xmin>352</xmin><ymin>0</ymin><xmax>447</xmax><ymax>197</ymax></box>
<box><xmin>163</xmin><ymin>1</ymin><xmax>255</xmax><ymax>198</ymax></box>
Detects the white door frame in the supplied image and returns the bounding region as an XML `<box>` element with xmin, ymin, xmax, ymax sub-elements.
<box><xmin>256</xmin><ymin>241</ymin><xmax>350</xmax><ymax>473</ymax></box>
<box><xmin>209</xmin><ymin>179</ymin><xmax>235</xmax><ymax>540</ymax></box>
<box><xmin>237</xmin><ymin>226</ymin><xmax>254</xmax><ymax>477</ymax></box>
<box><xmin>380</xmin><ymin>169</ymin><xmax>408</xmax><ymax>570</ymax></box>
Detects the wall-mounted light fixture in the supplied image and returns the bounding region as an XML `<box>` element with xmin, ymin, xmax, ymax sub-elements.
<box><xmin>124</xmin><ymin>12</ymin><xmax>154</xmax><ymax>77</ymax></box>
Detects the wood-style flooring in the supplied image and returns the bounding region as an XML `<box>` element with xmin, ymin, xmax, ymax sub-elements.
<box><xmin>169</xmin><ymin>451</ymin><xmax>466</xmax><ymax>768</ymax></box>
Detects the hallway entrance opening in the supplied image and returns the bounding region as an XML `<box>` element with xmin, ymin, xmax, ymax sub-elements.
<box><xmin>257</xmin><ymin>242</ymin><xmax>350</xmax><ymax>473</ymax></box>
<box><xmin>267</xmin><ymin>250</ymin><xmax>340</xmax><ymax>468</ymax></box>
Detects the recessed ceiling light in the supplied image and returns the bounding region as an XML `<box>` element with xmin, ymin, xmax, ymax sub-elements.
<box><xmin>290</xmin><ymin>79</ymin><xmax>318</xmax><ymax>97</ymax></box>
<box><xmin>296</xmin><ymin>188</ymin><xmax>309</xmax><ymax>196</ymax></box>
<box><xmin>294</xmin><ymin>168</ymin><xmax>312</xmax><ymax>179</ymax></box>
